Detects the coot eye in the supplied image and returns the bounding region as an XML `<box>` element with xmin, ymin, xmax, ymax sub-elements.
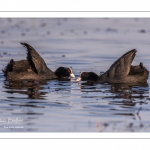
<box><xmin>67</xmin><ymin>68</ymin><xmax>71</xmax><ymax>73</ymax></box>
<box><xmin>81</xmin><ymin>73</ymin><xmax>84</xmax><ymax>77</ymax></box>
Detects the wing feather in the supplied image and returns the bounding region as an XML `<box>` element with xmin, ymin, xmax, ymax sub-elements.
<box><xmin>107</xmin><ymin>49</ymin><xmax>137</xmax><ymax>79</ymax></box>
<box><xmin>20</xmin><ymin>42</ymin><xmax>48</xmax><ymax>74</ymax></box>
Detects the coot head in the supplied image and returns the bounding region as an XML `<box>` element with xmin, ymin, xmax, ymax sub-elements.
<box><xmin>55</xmin><ymin>67</ymin><xmax>75</xmax><ymax>78</ymax></box>
<box><xmin>76</xmin><ymin>72</ymin><xmax>99</xmax><ymax>82</ymax></box>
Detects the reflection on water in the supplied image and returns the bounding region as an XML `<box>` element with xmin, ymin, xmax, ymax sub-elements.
<box><xmin>3</xmin><ymin>80</ymin><xmax>48</xmax><ymax>99</ymax></box>
<box><xmin>0</xmin><ymin>18</ymin><xmax>150</xmax><ymax>132</ymax></box>
<box><xmin>80</xmin><ymin>81</ymin><xmax>149</xmax><ymax>99</ymax></box>
<box><xmin>1</xmin><ymin>73</ymin><xmax>150</xmax><ymax>132</ymax></box>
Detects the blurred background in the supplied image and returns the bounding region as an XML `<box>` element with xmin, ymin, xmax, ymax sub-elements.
<box><xmin>0</xmin><ymin>18</ymin><xmax>150</xmax><ymax>132</ymax></box>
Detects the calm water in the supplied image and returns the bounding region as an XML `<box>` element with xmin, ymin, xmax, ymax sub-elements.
<box><xmin>0</xmin><ymin>18</ymin><xmax>150</xmax><ymax>132</ymax></box>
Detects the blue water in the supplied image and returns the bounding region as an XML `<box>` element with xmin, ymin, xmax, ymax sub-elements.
<box><xmin>0</xmin><ymin>18</ymin><xmax>150</xmax><ymax>132</ymax></box>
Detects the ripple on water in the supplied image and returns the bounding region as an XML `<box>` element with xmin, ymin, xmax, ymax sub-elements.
<box><xmin>0</xmin><ymin>18</ymin><xmax>150</xmax><ymax>132</ymax></box>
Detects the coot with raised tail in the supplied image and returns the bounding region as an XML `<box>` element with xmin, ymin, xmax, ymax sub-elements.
<box><xmin>76</xmin><ymin>49</ymin><xmax>149</xmax><ymax>84</ymax></box>
<box><xmin>3</xmin><ymin>43</ymin><xmax>75</xmax><ymax>81</ymax></box>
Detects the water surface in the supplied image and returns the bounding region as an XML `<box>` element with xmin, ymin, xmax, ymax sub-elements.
<box><xmin>0</xmin><ymin>18</ymin><xmax>150</xmax><ymax>132</ymax></box>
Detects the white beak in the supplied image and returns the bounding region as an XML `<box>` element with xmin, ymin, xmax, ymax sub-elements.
<box><xmin>70</xmin><ymin>73</ymin><xmax>75</xmax><ymax>78</ymax></box>
<box><xmin>76</xmin><ymin>77</ymin><xmax>81</xmax><ymax>82</ymax></box>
